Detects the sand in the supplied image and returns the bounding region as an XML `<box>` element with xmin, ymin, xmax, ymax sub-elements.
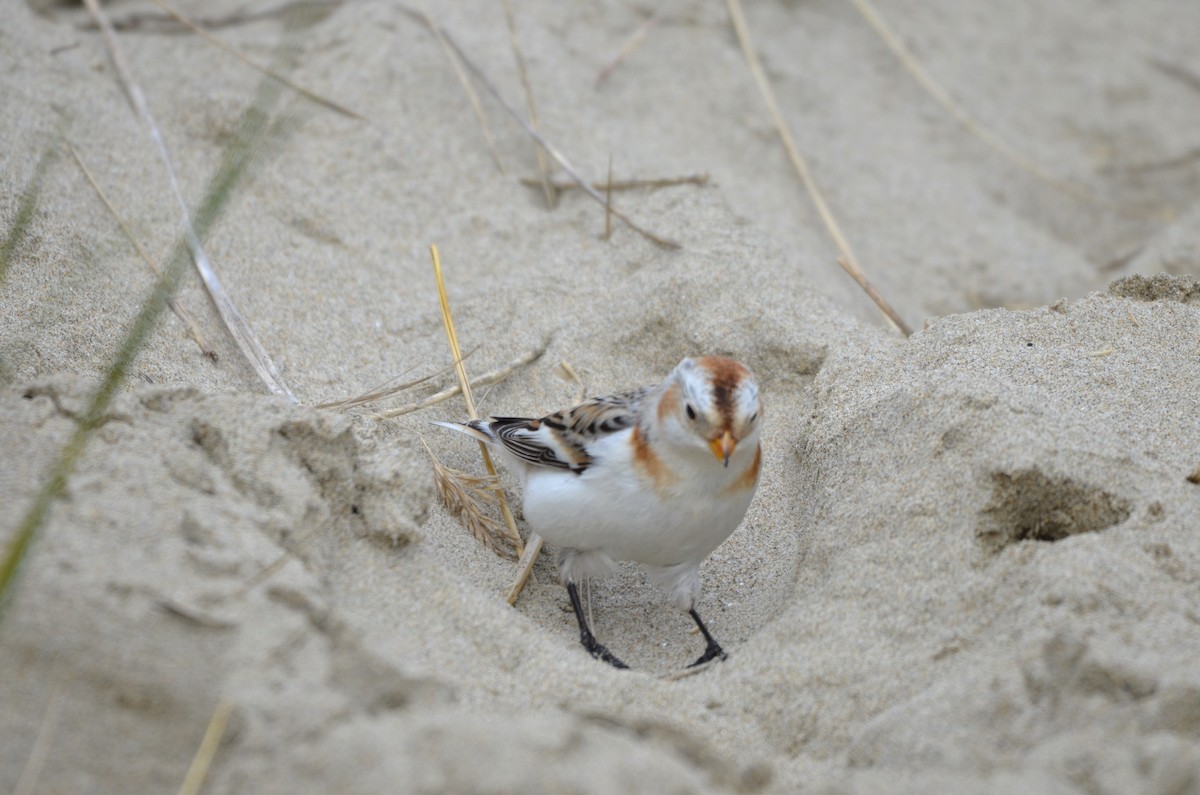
<box><xmin>3</xmin><ymin>1</ymin><xmax>1200</xmax><ymax>792</ymax></box>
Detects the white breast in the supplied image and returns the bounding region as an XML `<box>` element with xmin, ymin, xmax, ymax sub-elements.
<box><xmin>518</xmin><ymin>429</ymin><xmax>758</xmax><ymax>568</ymax></box>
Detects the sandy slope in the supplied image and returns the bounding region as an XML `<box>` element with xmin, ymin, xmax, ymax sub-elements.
<box><xmin>3</xmin><ymin>1</ymin><xmax>1200</xmax><ymax>792</ymax></box>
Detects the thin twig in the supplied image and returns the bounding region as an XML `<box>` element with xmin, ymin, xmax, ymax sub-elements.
<box><xmin>178</xmin><ymin>700</ymin><xmax>235</xmax><ymax>795</ymax></box>
<box><xmin>604</xmin><ymin>154</ymin><xmax>614</xmax><ymax>240</ymax></box>
<box><xmin>836</xmin><ymin>257</ymin><xmax>913</xmax><ymax>336</ymax></box>
<box><xmin>235</xmin><ymin>530</ymin><xmax>316</xmax><ymax>597</ymax></box>
<box><xmin>506</xmin><ymin>531</ymin><xmax>543</xmax><ymax>605</ymax></box>
<box><xmin>399</xmin><ymin>6</ymin><xmax>680</xmax><ymax>249</ymax></box>
<box><xmin>520</xmin><ymin>173</ymin><xmax>710</xmax><ymax>193</ymax></box>
<box><xmin>69</xmin><ymin>144</ymin><xmax>217</xmax><ymax>360</ymax></box>
<box><xmin>430</xmin><ymin>244</ymin><xmax>523</xmax><ymax>554</ymax></box>
<box><xmin>726</xmin><ymin>0</ymin><xmax>908</xmax><ymax>335</ymax></box>
<box><xmin>314</xmin><ymin>349</ymin><xmax>476</xmax><ymax>411</ymax></box>
<box><xmin>847</xmin><ymin>0</ymin><xmax>1103</xmax><ymax>208</ymax></box>
<box><xmin>81</xmin><ymin>0</ymin><xmax>299</xmax><ymax>402</ymax></box>
<box><xmin>595</xmin><ymin>13</ymin><xmax>660</xmax><ymax>86</ymax></box>
<box><xmin>145</xmin><ymin>0</ymin><xmax>362</xmax><ymax>119</ymax></box>
<box><xmin>558</xmin><ymin>359</ymin><xmax>586</xmax><ymax>402</ymax></box>
<box><xmin>502</xmin><ymin>0</ymin><xmax>555</xmax><ymax>208</ymax></box>
<box><xmin>419</xmin><ymin>6</ymin><xmax>507</xmax><ymax>174</ymax></box>
<box><xmin>13</xmin><ymin>685</ymin><xmax>64</xmax><ymax>795</ymax></box>
<box><xmin>372</xmin><ymin>341</ymin><xmax>546</xmax><ymax>419</ymax></box>
<box><xmin>85</xmin><ymin>0</ymin><xmax>336</xmax><ymax>33</ymax></box>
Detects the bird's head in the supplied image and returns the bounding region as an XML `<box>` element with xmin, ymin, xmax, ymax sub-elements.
<box><xmin>657</xmin><ymin>356</ymin><xmax>762</xmax><ymax>467</ymax></box>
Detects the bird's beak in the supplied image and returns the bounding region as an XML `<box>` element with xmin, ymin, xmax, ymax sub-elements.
<box><xmin>709</xmin><ymin>430</ymin><xmax>736</xmax><ymax>467</ymax></box>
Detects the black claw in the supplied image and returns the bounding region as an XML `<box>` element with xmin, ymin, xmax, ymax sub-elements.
<box><xmin>583</xmin><ymin>635</ymin><xmax>630</xmax><ymax>669</ymax></box>
<box><xmin>688</xmin><ymin>641</ymin><xmax>728</xmax><ymax>668</ymax></box>
<box><xmin>567</xmin><ymin>581</ymin><xmax>629</xmax><ymax>670</ymax></box>
<box><xmin>688</xmin><ymin>607</ymin><xmax>729</xmax><ymax>668</ymax></box>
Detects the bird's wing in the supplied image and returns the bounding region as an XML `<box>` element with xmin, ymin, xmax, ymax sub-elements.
<box><xmin>488</xmin><ymin>386</ymin><xmax>650</xmax><ymax>474</ymax></box>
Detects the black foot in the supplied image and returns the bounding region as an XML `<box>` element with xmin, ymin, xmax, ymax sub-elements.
<box><xmin>688</xmin><ymin>640</ymin><xmax>728</xmax><ymax>668</ymax></box>
<box><xmin>583</xmin><ymin>634</ymin><xmax>629</xmax><ymax>669</ymax></box>
<box><xmin>567</xmin><ymin>581</ymin><xmax>629</xmax><ymax>670</ymax></box>
<box><xmin>687</xmin><ymin>607</ymin><xmax>729</xmax><ymax>668</ymax></box>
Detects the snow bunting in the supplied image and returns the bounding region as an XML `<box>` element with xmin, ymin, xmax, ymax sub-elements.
<box><xmin>437</xmin><ymin>356</ymin><xmax>763</xmax><ymax>669</ymax></box>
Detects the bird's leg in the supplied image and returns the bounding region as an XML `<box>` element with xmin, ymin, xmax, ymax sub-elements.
<box><xmin>566</xmin><ymin>581</ymin><xmax>628</xmax><ymax>669</ymax></box>
<box><xmin>687</xmin><ymin>607</ymin><xmax>728</xmax><ymax>667</ymax></box>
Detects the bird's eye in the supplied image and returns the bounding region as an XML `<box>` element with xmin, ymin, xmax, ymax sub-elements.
<box><xmin>685</xmin><ymin>404</ymin><xmax>696</xmax><ymax>420</ymax></box>
<box><xmin>749</xmin><ymin>412</ymin><xmax>758</xmax><ymax>423</ymax></box>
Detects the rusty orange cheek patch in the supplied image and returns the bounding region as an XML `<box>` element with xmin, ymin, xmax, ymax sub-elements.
<box><xmin>657</xmin><ymin>382</ymin><xmax>679</xmax><ymax>424</ymax></box>
<box><xmin>724</xmin><ymin>444</ymin><xmax>761</xmax><ymax>494</ymax></box>
<box><xmin>631</xmin><ymin>426</ymin><xmax>679</xmax><ymax>493</ymax></box>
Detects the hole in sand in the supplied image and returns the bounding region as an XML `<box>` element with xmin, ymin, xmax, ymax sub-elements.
<box><xmin>977</xmin><ymin>469</ymin><xmax>1132</xmax><ymax>553</ymax></box>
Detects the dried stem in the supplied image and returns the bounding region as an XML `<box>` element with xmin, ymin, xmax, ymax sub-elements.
<box><xmin>847</xmin><ymin>0</ymin><xmax>1101</xmax><ymax>208</ymax></box>
<box><xmin>13</xmin><ymin>685</ymin><xmax>64</xmax><ymax>795</ymax></box>
<box><xmin>595</xmin><ymin>13</ymin><xmax>660</xmax><ymax>86</ymax></box>
<box><xmin>371</xmin><ymin>341</ymin><xmax>546</xmax><ymax>419</ymax></box>
<box><xmin>726</xmin><ymin>0</ymin><xmax>909</xmax><ymax>335</ymax></box>
<box><xmin>81</xmin><ymin>0</ymin><xmax>299</xmax><ymax>401</ymax></box>
<box><xmin>69</xmin><ymin>144</ymin><xmax>217</xmax><ymax>360</ymax></box>
<box><xmin>836</xmin><ymin>257</ymin><xmax>913</xmax><ymax>336</ymax></box>
<box><xmin>145</xmin><ymin>0</ymin><xmax>362</xmax><ymax>120</ymax></box>
<box><xmin>177</xmin><ymin>700</ymin><xmax>235</xmax><ymax>795</ymax></box>
<box><xmin>506</xmin><ymin>532</ymin><xmax>543</xmax><ymax>605</ymax></box>
<box><xmin>399</xmin><ymin>6</ymin><xmax>680</xmax><ymax>249</ymax></box>
<box><xmin>430</xmin><ymin>245</ymin><xmax>523</xmax><ymax>554</ymax></box>
<box><xmin>604</xmin><ymin>154</ymin><xmax>614</xmax><ymax>240</ymax></box>
<box><xmin>520</xmin><ymin>173</ymin><xmax>709</xmax><ymax>193</ymax></box>
<box><xmin>419</xmin><ymin>6</ymin><xmax>507</xmax><ymax>174</ymax></box>
<box><xmin>314</xmin><ymin>350</ymin><xmax>475</xmax><ymax>411</ymax></box>
<box><xmin>502</xmin><ymin>0</ymin><xmax>556</xmax><ymax>208</ymax></box>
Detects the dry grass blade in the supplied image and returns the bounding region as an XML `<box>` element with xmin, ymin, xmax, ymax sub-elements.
<box><xmin>836</xmin><ymin>257</ymin><xmax>913</xmax><ymax>336</ymax></box>
<box><xmin>846</xmin><ymin>0</ymin><xmax>1104</xmax><ymax>209</ymax></box>
<box><xmin>419</xmin><ymin>5</ymin><xmax>507</xmax><ymax>174</ymax></box>
<box><xmin>372</xmin><ymin>340</ymin><xmax>546</xmax><ymax>419</ymax></box>
<box><xmin>502</xmin><ymin>0</ymin><xmax>556</xmax><ymax>208</ymax></box>
<box><xmin>87</xmin><ymin>0</ymin><xmax>333</xmax><ymax>33</ymax></box>
<box><xmin>178</xmin><ymin>699</ymin><xmax>235</xmax><ymax>795</ymax></box>
<box><xmin>423</xmin><ymin>439</ymin><xmax>518</xmax><ymax>559</ymax></box>
<box><xmin>2</xmin><ymin>5</ymin><xmax>307</xmax><ymax>615</ymax></box>
<box><xmin>69</xmin><ymin>144</ymin><xmax>217</xmax><ymax>360</ymax></box>
<box><xmin>429</xmin><ymin>244</ymin><xmax>523</xmax><ymax>555</ymax></box>
<box><xmin>520</xmin><ymin>173</ymin><xmax>710</xmax><ymax>193</ymax></box>
<box><xmin>145</xmin><ymin>0</ymin><xmax>363</xmax><ymax>120</ymax></box>
<box><xmin>81</xmin><ymin>0</ymin><xmax>299</xmax><ymax>402</ymax></box>
<box><xmin>13</xmin><ymin>685</ymin><xmax>64</xmax><ymax>795</ymax></box>
<box><xmin>506</xmin><ymin>531</ymin><xmax>543</xmax><ymax>604</ymax></box>
<box><xmin>726</xmin><ymin>0</ymin><xmax>909</xmax><ymax>335</ymax></box>
<box><xmin>604</xmin><ymin>154</ymin><xmax>614</xmax><ymax>240</ymax></box>
<box><xmin>314</xmin><ymin>350</ymin><xmax>475</xmax><ymax>411</ymax></box>
<box><xmin>595</xmin><ymin>12</ymin><xmax>660</xmax><ymax>86</ymax></box>
<box><xmin>558</xmin><ymin>359</ymin><xmax>586</xmax><ymax>402</ymax></box>
<box><xmin>398</xmin><ymin>6</ymin><xmax>680</xmax><ymax>249</ymax></box>
<box><xmin>235</xmin><ymin>529</ymin><xmax>316</xmax><ymax>597</ymax></box>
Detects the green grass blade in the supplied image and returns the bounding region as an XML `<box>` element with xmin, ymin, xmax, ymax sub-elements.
<box><xmin>0</xmin><ymin>147</ymin><xmax>55</xmax><ymax>285</ymax></box>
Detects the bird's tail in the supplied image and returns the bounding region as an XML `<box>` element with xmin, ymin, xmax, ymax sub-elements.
<box><xmin>429</xmin><ymin>420</ymin><xmax>496</xmax><ymax>444</ymax></box>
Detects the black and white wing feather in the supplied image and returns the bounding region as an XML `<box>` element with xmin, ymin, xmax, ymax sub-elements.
<box><xmin>458</xmin><ymin>387</ymin><xmax>649</xmax><ymax>474</ymax></box>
